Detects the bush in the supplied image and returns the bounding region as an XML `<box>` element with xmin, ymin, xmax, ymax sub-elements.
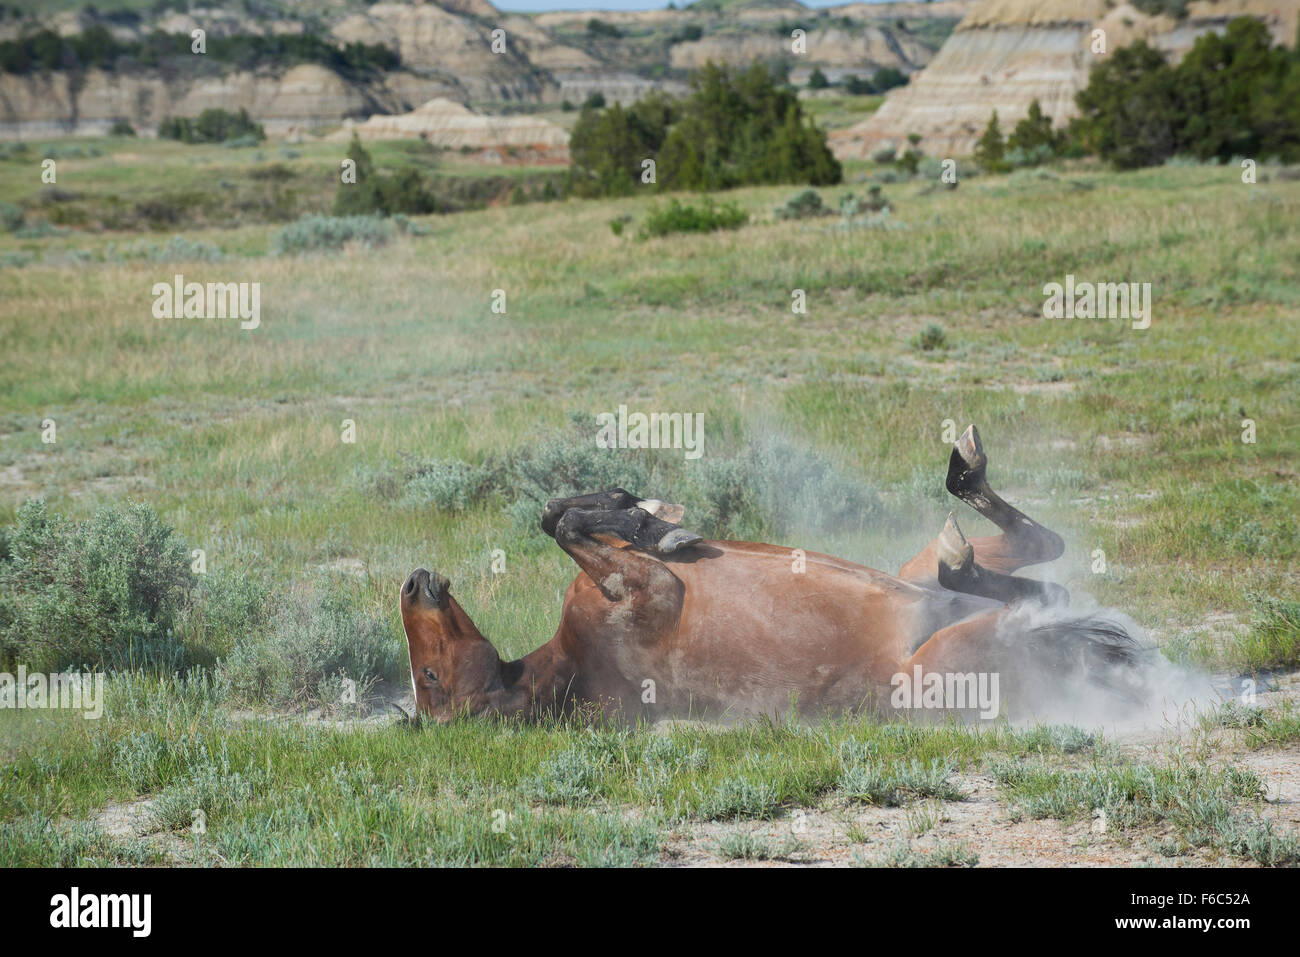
<box><xmin>158</xmin><ymin>108</ymin><xmax>265</xmax><ymax>145</ymax></box>
<box><xmin>1071</xmin><ymin>21</ymin><xmax>1300</xmax><ymax>168</ymax></box>
<box><xmin>845</xmin><ymin>75</ymin><xmax>874</xmax><ymax>96</ymax></box>
<box><xmin>333</xmin><ymin>133</ymin><xmax>438</xmax><ymax>216</ymax></box>
<box><xmin>638</xmin><ymin>197</ymin><xmax>748</xmax><ymax>238</ymax></box>
<box><xmin>773</xmin><ymin>188</ymin><xmax>830</xmax><ymax>220</ymax></box>
<box><xmin>871</xmin><ymin>67</ymin><xmax>908</xmax><ymax>93</ymax></box>
<box><xmin>1006</xmin><ymin>143</ymin><xmax>1056</xmax><ymax>169</ymax></box>
<box><xmin>400</xmin><ymin>459</ymin><xmax>500</xmax><ymax>511</ymax></box>
<box><xmin>173</xmin><ymin>571</ymin><xmax>271</xmax><ymax>666</ymax></box>
<box><xmin>1007</xmin><ymin>99</ymin><xmax>1061</xmax><ymax>162</ymax></box>
<box><xmin>567</xmin><ymin>94</ymin><xmax>673</xmax><ymax>197</ymax></box>
<box><xmin>0</xmin><ymin>201</ymin><xmax>22</xmax><ymax>232</ymax></box>
<box><xmin>218</xmin><ymin>577</ymin><xmax>404</xmax><ymax>709</ymax></box>
<box><xmin>839</xmin><ymin>185</ymin><xmax>890</xmax><ymax>219</ymax></box>
<box><xmin>108</xmin><ymin>119</ymin><xmax>135</xmax><ymax>136</ymax></box>
<box><xmin>0</xmin><ymin>499</ymin><xmax>194</xmax><ymax>672</ymax></box>
<box><xmin>974</xmin><ymin>110</ymin><xmax>1009</xmax><ymax>173</ymax></box>
<box><xmin>271</xmin><ymin>213</ymin><xmax>395</xmax><ymax>255</ymax></box>
<box><xmin>377</xmin><ymin>417</ymin><xmax>886</xmax><ymax>544</ymax></box>
<box><xmin>106</xmin><ymin>234</ymin><xmax>225</xmax><ymax>262</ymax></box>
<box><xmin>911</xmin><ymin>322</ymin><xmax>948</xmax><ymax>352</ymax></box>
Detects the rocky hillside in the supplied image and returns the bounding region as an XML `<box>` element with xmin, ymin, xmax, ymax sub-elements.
<box><xmin>0</xmin><ymin>0</ymin><xmax>968</xmax><ymax>139</ymax></box>
<box><xmin>831</xmin><ymin>0</ymin><xmax>1300</xmax><ymax>159</ymax></box>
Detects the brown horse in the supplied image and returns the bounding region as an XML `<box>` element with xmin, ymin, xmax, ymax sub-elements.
<box><xmin>399</xmin><ymin>426</ymin><xmax>1145</xmax><ymax>724</ymax></box>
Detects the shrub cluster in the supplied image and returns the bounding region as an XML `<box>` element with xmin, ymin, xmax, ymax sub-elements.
<box><xmin>637</xmin><ymin>197</ymin><xmax>748</xmax><ymax>238</ymax></box>
<box><xmin>1072</xmin><ymin>20</ymin><xmax>1300</xmax><ymax>168</ymax></box>
<box><xmin>218</xmin><ymin>578</ymin><xmax>405</xmax><ymax>710</ymax></box>
<box><xmin>568</xmin><ymin>62</ymin><xmax>841</xmax><ymax>197</ymax></box>
<box><xmin>158</xmin><ymin>108</ymin><xmax>265</xmax><ymax>145</ymax></box>
<box><xmin>0</xmin><ymin>500</ymin><xmax>193</xmax><ymax>672</ymax></box>
<box><xmin>369</xmin><ymin>417</ymin><xmax>887</xmax><ymax>545</ymax></box>
<box><xmin>271</xmin><ymin>213</ymin><xmax>396</xmax><ymax>255</ymax></box>
<box><xmin>332</xmin><ymin>134</ymin><xmax>438</xmax><ymax>217</ymax></box>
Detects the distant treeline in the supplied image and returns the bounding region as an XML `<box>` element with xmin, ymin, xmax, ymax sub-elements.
<box><xmin>0</xmin><ymin>26</ymin><xmax>398</xmax><ymax>76</ymax></box>
<box><xmin>975</xmin><ymin>19</ymin><xmax>1300</xmax><ymax>171</ymax></box>
<box><xmin>1073</xmin><ymin>19</ymin><xmax>1300</xmax><ymax>167</ymax></box>
<box><xmin>568</xmin><ymin>62</ymin><xmax>842</xmax><ymax>196</ymax></box>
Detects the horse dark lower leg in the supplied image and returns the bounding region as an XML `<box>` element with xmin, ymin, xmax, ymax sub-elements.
<box><xmin>552</xmin><ymin>507</ymin><xmax>686</xmax><ymax>630</ymax></box>
<box><xmin>553</xmin><ymin>504</ymin><xmax>701</xmax><ymax>558</ymax></box>
<box><xmin>935</xmin><ymin>513</ymin><xmax>1068</xmax><ymax>606</ymax></box>
<box><xmin>946</xmin><ymin>424</ymin><xmax>1064</xmax><ymax>570</ymax></box>
<box><xmin>541</xmin><ymin>488</ymin><xmax>686</xmax><ymax>538</ymax></box>
<box><xmin>898</xmin><ymin>424</ymin><xmax>1066</xmax><ymax>586</ymax></box>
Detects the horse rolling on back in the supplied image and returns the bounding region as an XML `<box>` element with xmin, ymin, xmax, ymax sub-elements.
<box><xmin>399</xmin><ymin>425</ymin><xmax>1146</xmax><ymax>724</ymax></box>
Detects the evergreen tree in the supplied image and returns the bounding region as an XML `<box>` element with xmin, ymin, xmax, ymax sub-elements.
<box><xmin>974</xmin><ymin>110</ymin><xmax>1008</xmax><ymax>172</ymax></box>
<box><xmin>334</xmin><ymin>133</ymin><xmax>383</xmax><ymax>215</ymax></box>
<box><xmin>1008</xmin><ymin>99</ymin><xmax>1060</xmax><ymax>156</ymax></box>
<box><xmin>1071</xmin><ymin>40</ymin><xmax>1181</xmax><ymax>168</ymax></box>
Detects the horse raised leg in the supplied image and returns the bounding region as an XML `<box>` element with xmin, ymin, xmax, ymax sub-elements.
<box><xmin>899</xmin><ymin>425</ymin><xmax>1066</xmax><ymax>603</ymax></box>
<box><xmin>935</xmin><ymin>513</ymin><xmax>1068</xmax><ymax>605</ymax></box>
<box><xmin>551</xmin><ymin>506</ymin><xmax>689</xmax><ymax>634</ymax></box>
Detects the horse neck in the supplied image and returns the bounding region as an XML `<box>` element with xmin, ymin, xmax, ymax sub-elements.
<box><xmin>498</xmin><ymin>637</ymin><xmax>579</xmax><ymax>719</ymax></box>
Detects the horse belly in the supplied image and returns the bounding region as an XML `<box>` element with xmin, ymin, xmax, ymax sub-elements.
<box><xmin>660</xmin><ymin>581</ymin><xmax>902</xmax><ymax>718</ymax></box>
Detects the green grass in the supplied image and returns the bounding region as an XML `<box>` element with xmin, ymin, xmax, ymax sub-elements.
<box><xmin>1</xmin><ymin>137</ymin><xmax>1298</xmax><ymax>865</ymax></box>
<box><xmin>0</xmin><ymin>672</ymin><xmax>1118</xmax><ymax>866</ymax></box>
<box><xmin>990</xmin><ymin>751</ymin><xmax>1300</xmax><ymax>865</ymax></box>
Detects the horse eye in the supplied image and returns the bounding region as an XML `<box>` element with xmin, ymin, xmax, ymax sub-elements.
<box><xmin>422</xmin><ymin>668</ymin><xmax>438</xmax><ymax>683</ymax></box>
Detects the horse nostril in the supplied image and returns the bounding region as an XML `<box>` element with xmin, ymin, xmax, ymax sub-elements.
<box><xmin>404</xmin><ymin>577</ymin><xmax>416</xmax><ymax>596</ymax></box>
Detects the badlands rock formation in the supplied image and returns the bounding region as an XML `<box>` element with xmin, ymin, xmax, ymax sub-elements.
<box><xmin>831</xmin><ymin>0</ymin><xmax>1300</xmax><ymax>159</ymax></box>
<box><xmin>0</xmin><ymin>0</ymin><xmax>967</xmax><ymax>139</ymax></box>
<box><xmin>669</xmin><ymin>26</ymin><xmax>934</xmax><ymax>72</ymax></box>
<box><xmin>334</xmin><ymin>96</ymin><xmax>568</xmax><ymax>158</ymax></box>
<box><xmin>330</xmin><ymin>2</ymin><xmax>561</xmax><ymax>102</ymax></box>
<box><xmin>0</xmin><ymin>64</ymin><xmax>435</xmax><ymax>139</ymax></box>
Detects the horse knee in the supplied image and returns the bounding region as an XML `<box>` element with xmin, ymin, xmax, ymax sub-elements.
<box><xmin>542</xmin><ymin>499</ymin><xmax>567</xmax><ymax>537</ymax></box>
<box><xmin>553</xmin><ymin>507</ymin><xmax>587</xmax><ymax>545</ymax></box>
<box><xmin>1010</xmin><ymin>523</ymin><xmax>1065</xmax><ymax>564</ymax></box>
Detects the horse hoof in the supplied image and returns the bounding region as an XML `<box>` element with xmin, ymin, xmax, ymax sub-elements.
<box><xmin>657</xmin><ymin>528</ymin><xmax>703</xmax><ymax>555</ymax></box>
<box><xmin>955</xmin><ymin>424</ymin><xmax>986</xmax><ymax>473</ymax></box>
<box><xmin>936</xmin><ymin>513</ymin><xmax>973</xmax><ymax>571</ymax></box>
<box><xmin>947</xmin><ymin>424</ymin><xmax>987</xmax><ymax>495</ymax></box>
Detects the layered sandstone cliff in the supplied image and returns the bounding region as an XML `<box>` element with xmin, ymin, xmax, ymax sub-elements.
<box><xmin>0</xmin><ymin>64</ymin><xmax>463</xmax><ymax>139</ymax></box>
<box><xmin>334</xmin><ymin>96</ymin><xmax>568</xmax><ymax>152</ymax></box>
<box><xmin>831</xmin><ymin>0</ymin><xmax>1300</xmax><ymax>159</ymax></box>
<box><xmin>0</xmin><ymin>0</ymin><xmax>966</xmax><ymax>140</ymax></box>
